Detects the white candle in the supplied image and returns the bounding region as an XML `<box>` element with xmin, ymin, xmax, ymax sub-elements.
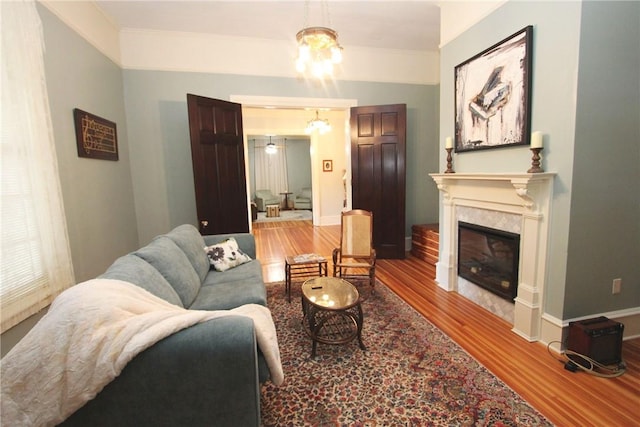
<box><xmin>531</xmin><ymin>131</ymin><xmax>543</xmax><ymax>149</ymax></box>
<box><xmin>445</xmin><ymin>136</ymin><xmax>453</xmax><ymax>149</ymax></box>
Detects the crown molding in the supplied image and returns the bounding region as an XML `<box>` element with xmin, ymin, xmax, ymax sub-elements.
<box><xmin>39</xmin><ymin>0</ymin><xmax>121</xmax><ymax>65</ymax></box>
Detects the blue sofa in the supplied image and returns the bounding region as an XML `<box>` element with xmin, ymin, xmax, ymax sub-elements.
<box><xmin>61</xmin><ymin>224</ymin><xmax>272</xmax><ymax>427</ymax></box>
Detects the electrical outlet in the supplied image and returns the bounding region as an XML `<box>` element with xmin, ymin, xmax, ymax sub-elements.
<box><xmin>612</xmin><ymin>278</ymin><xmax>622</xmax><ymax>294</ymax></box>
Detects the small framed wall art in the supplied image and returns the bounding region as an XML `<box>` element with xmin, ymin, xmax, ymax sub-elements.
<box><xmin>454</xmin><ymin>26</ymin><xmax>533</xmax><ymax>152</ymax></box>
<box><xmin>73</xmin><ymin>108</ymin><xmax>119</xmax><ymax>161</ymax></box>
<box><xmin>322</xmin><ymin>159</ymin><xmax>333</xmax><ymax>172</ymax></box>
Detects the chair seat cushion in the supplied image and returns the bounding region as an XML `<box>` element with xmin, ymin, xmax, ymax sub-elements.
<box><xmin>336</xmin><ymin>261</ymin><xmax>373</xmax><ymax>268</ymax></box>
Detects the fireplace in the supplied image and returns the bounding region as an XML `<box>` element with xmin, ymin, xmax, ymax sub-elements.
<box><xmin>430</xmin><ymin>172</ymin><xmax>555</xmax><ymax>342</ymax></box>
<box><xmin>457</xmin><ymin>222</ymin><xmax>520</xmax><ymax>301</ymax></box>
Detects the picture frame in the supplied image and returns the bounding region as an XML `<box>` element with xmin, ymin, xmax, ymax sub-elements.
<box><xmin>322</xmin><ymin>159</ymin><xmax>333</xmax><ymax>172</ymax></box>
<box><xmin>454</xmin><ymin>26</ymin><xmax>533</xmax><ymax>152</ymax></box>
<box><xmin>73</xmin><ymin>108</ymin><xmax>119</xmax><ymax>161</ymax></box>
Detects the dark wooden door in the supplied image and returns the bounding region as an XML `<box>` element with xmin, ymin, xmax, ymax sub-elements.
<box><xmin>187</xmin><ymin>94</ymin><xmax>249</xmax><ymax>235</ymax></box>
<box><xmin>350</xmin><ymin>104</ymin><xmax>406</xmax><ymax>259</ymax></box>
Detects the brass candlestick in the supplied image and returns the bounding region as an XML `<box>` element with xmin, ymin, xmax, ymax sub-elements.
<box><xmin>527</xmin><ymin>147</ymin><xmax>543</xmax><ymax>173</ymax></box>
<box><xmin>445</xmin><ymin>148</ymin><xmax>455</xmax><ymax>173</ymax></box>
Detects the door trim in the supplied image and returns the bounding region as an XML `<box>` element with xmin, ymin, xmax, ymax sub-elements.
<box><xmin>230</xmin><ymin>95</ymin><xmax>358</xmax><ymax>227</ymax></box>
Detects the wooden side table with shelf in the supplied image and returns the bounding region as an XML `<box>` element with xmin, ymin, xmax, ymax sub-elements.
<box><xmin>285</xmin><ymin>254</ymin><xmax>328</xmax><ymax>302</ymax></box>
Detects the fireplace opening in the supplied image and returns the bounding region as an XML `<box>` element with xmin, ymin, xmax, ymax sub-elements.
<box><xmin>457</xmin><ymin>222</ymin><xmax>520</xmax><ymax>301</ymax></box>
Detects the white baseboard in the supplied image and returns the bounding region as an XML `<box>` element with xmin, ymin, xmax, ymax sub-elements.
<box><xmin>541</xmin><ymin>308</ymin><xmax>640</xmax><ymax>353</ymax></box>
<box><xmin>319</xmin><ymin>215</ymin><xmax>341</xmax><ymax>226</ymax></box>
<box><xmin>405</xmin><ymin>236</ymin><xmax>412</xmax><ymax>251</ymax></box>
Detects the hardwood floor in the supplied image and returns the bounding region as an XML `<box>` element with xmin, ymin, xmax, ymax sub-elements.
<box><xmin>253</xmin><ymin>220</ymin><xmax>640</xmax><ymax>427</ymax></box>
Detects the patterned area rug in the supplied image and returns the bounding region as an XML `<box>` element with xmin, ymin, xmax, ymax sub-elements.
<box><xmin>261</xmin><ymin>281</ymin><xmax>552</xmax><ymax>426</ymax></box>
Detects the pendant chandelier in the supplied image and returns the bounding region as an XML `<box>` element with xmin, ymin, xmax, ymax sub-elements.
<box><xmin>305</xmin><ymin>110</ymin><xmax>331</xmax><ymax>135</ymax></box>
<box><xmin>265</xmin><ymin>136</ymin><xmax>278</xmax><ymax>154</ymax></box>
<box><xmin>295</xmin><ymin>1</ymin><xmax>343</xmax><ymax>79</ymax></box>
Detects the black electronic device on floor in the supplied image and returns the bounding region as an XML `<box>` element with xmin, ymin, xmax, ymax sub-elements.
<box><xmin>566</xmin><ymin>316</ymin><xmax>624</xmax><ymax>368</ymax></box>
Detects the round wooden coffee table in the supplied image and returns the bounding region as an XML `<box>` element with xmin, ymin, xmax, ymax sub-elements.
<box><xmin>301</xmin><ymin>277</ymin><xmax>365</xmax><ymax>358</ymax></box>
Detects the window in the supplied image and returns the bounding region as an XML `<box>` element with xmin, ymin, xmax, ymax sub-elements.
<box><xmin>1</xmin><ymin>1</ymin><xmax>75</xmax><ymax>333</ymax></box>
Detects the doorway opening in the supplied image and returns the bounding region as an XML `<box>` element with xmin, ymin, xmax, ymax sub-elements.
<box><xmin>230</xmin><ymin>95</ymin><xmax>358</xmax><ymax>229</ymax></box>
<box><xmin>247</xmin><ymin>135</ymin><xmax>311</xmax><ymax>214</ymax></box>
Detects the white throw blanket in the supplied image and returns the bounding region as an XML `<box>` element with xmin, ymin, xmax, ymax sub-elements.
<box><xmin>0</xmin><ymin>279</ymin><xmax>284</xmax><ymax>426</ymax></box>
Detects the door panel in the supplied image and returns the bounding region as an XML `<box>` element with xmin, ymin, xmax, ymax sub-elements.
<box><xmin>351</xmin><ymin>104</ymin><xmax>406</xmax><ymax>259</ymax></box>
<box><xmin>187</xmin><ymin>94</ymin><xmax>249</xmax><ymax>235</ymax></box>
<box><xmin>355</xmin><ymin>144</ymin><xmax>376</xmax><ymax>208</ymax></box>
<box><xmin>381</xmin><ymin>111</ymin><xmax>400</xmax><ymax>135</ymax></box>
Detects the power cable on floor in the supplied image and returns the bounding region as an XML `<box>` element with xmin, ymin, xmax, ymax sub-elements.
<box><xmin>547</xmin><ymin>340</ymin><xmax>626</xmax><ymax>378</ymax></box>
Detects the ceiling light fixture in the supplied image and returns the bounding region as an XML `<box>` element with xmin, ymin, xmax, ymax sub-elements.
<box><xmin>265</xmin><ymin>142</ymin><xmax>277</xmax><ymax>154</ymax></box>
<box><xmin>295</xmin><ymin>1</ymin><xmax>343</xmax><ymax>79</ymax></box>
<box><xmin>305</xmin><ymin>110</ymin><xmax>331</xmax><ymax>135</ymax></box>
<box><xmin>265</xmin><ymin>136</ymin><xmax>278</xmax><ymax>154</ymax></box>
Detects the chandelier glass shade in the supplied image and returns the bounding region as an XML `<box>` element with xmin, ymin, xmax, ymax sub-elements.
<box><xmin>265</xmin><ymin>141</ymin><xmax>277</xmax><ymax>154</ymax></box>
<box><xmin>264</xmin><ymin>136</ymin><xmax>278</xmax><ymax>154</ymax></box>
<box><xmin>295</xmin><ymin>26</ymin><xmax>343</xmax><ymax>79</ymax></box>
<box><xmin>305</xmin><ymin>110</ymin><xmax>331</xmax><ymax>135</ymax></box>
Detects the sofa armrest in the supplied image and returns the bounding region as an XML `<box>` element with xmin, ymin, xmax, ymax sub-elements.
<box><xmin>61</xmin><ymin>316</ymin><xmax>261</xmax><ymax>427</ymax></box>
<box><xmin>204</xmin><ymin>233</ymin><xmax>257</xmax><ymax>259</ymax></box>
<box><xmin>255</xmin><ymin>196</ymin><xmax>266</xmax><ymax>212</ymax></box>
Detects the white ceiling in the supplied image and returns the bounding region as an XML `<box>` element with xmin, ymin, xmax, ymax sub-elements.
<box><xmin>94</xmin><ymin>1</ymin><xmax>441</xmax><ymax>52</ymax></box>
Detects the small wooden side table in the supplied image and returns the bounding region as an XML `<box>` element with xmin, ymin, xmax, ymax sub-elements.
<box><xmin>280</xmin><ymin>192</ymin><xmax>293</xmax><ymax>210</ymax></box>
<box><xmin>285</xmin><ymin>254</ymin><xmax>327</xmax><ymax>302</ymax></box>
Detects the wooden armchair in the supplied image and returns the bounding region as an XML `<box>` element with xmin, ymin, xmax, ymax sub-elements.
<box><xmin>332</xmin><ymin>210</ymin><xmax>376</xmax><ymax>295</ymax></box>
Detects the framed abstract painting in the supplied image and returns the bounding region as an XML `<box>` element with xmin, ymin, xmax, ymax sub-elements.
<box><xmin>454</xmin><ymin>26</ymin><xmax>533</xmax><ymax>152</ymax></box>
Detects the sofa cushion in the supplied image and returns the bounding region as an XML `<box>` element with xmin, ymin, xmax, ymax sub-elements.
<box><xmin>191</xmin><ymin>261</ymin><xmax>267</xmax><ymax>310</ymax></box>
<box><xmin>205</xmin><ymin>237</ymin><xmax>252</xmax><ymax>272</ymax></box>
<box><xmin>165</xmin><ymin>224</ymin><xmax>210</xmax><ymax>282</ymax></box>
<box><xmin>133</xmin><ymin>236</ymin><xmax>200</xmax><ymax>307</ymax></box>
<box><xmin>203</xmin><ymin>233</ymin><xmax>257</xmax><ymax>259</ymax></box>
<box><xmin>99</xmin><ymin>254</ymin><xmax>183</xmax><ymax>307</ymax></box>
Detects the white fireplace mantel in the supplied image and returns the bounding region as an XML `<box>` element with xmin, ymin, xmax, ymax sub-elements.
<box><xmin>431</xmin><ymin>173</ymin><xmax>556</xmax><ymax>211</ymax></box>
<box><xmin>430</xmin><ymin>172</ymin><xmax>556</xmax><ymax>341</ymax></box>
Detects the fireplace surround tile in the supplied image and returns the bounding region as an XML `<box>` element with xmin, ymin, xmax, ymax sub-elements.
<box><xmin>458</xmin><ymin>277</ymin><xmax>515</xmax><ymax>323</ymax></box>
<box><xmin>457</xmin><ymin>206</ymin><xmax>521</xmax><ymax>234</ymax></box>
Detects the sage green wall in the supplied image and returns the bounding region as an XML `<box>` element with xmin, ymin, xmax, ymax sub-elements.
<box><xmin>2</xmin><ymin>5</ymin><xmax>139</xmax><ymax>356</ymax></box>
<box><xmin>564</xmin><ymin>1</ymin><xmax>640</xmax><ymax>318</ymax></box>
<box><xmin>122</xmin><ymin>71</ymin><xmax>440</xmax><ymax>244</ymax></box>
<box><xmin>39</xmin><ymin>5</ymin><xmax>138</xmax><ymax>281</ymax></box>
<box><xmin>440</xmin><ymin>1</ymin><xmax>582</xmax><ymax>319</ymax></box>
<box><xmin>440</xmin><ymin>0</ymin><xmax>639</xmax><ymax>321</ymax></box>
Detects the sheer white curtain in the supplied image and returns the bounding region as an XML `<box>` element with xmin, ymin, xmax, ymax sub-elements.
<box><xmin>1</xmin><ymin>0</ymin><xmax>75</xmax><ymax>332</ymax></box>
<box><xmin>254</xmin><ymin>139</ymin><xmax>289</xmax><ymax>195</ymax></box>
